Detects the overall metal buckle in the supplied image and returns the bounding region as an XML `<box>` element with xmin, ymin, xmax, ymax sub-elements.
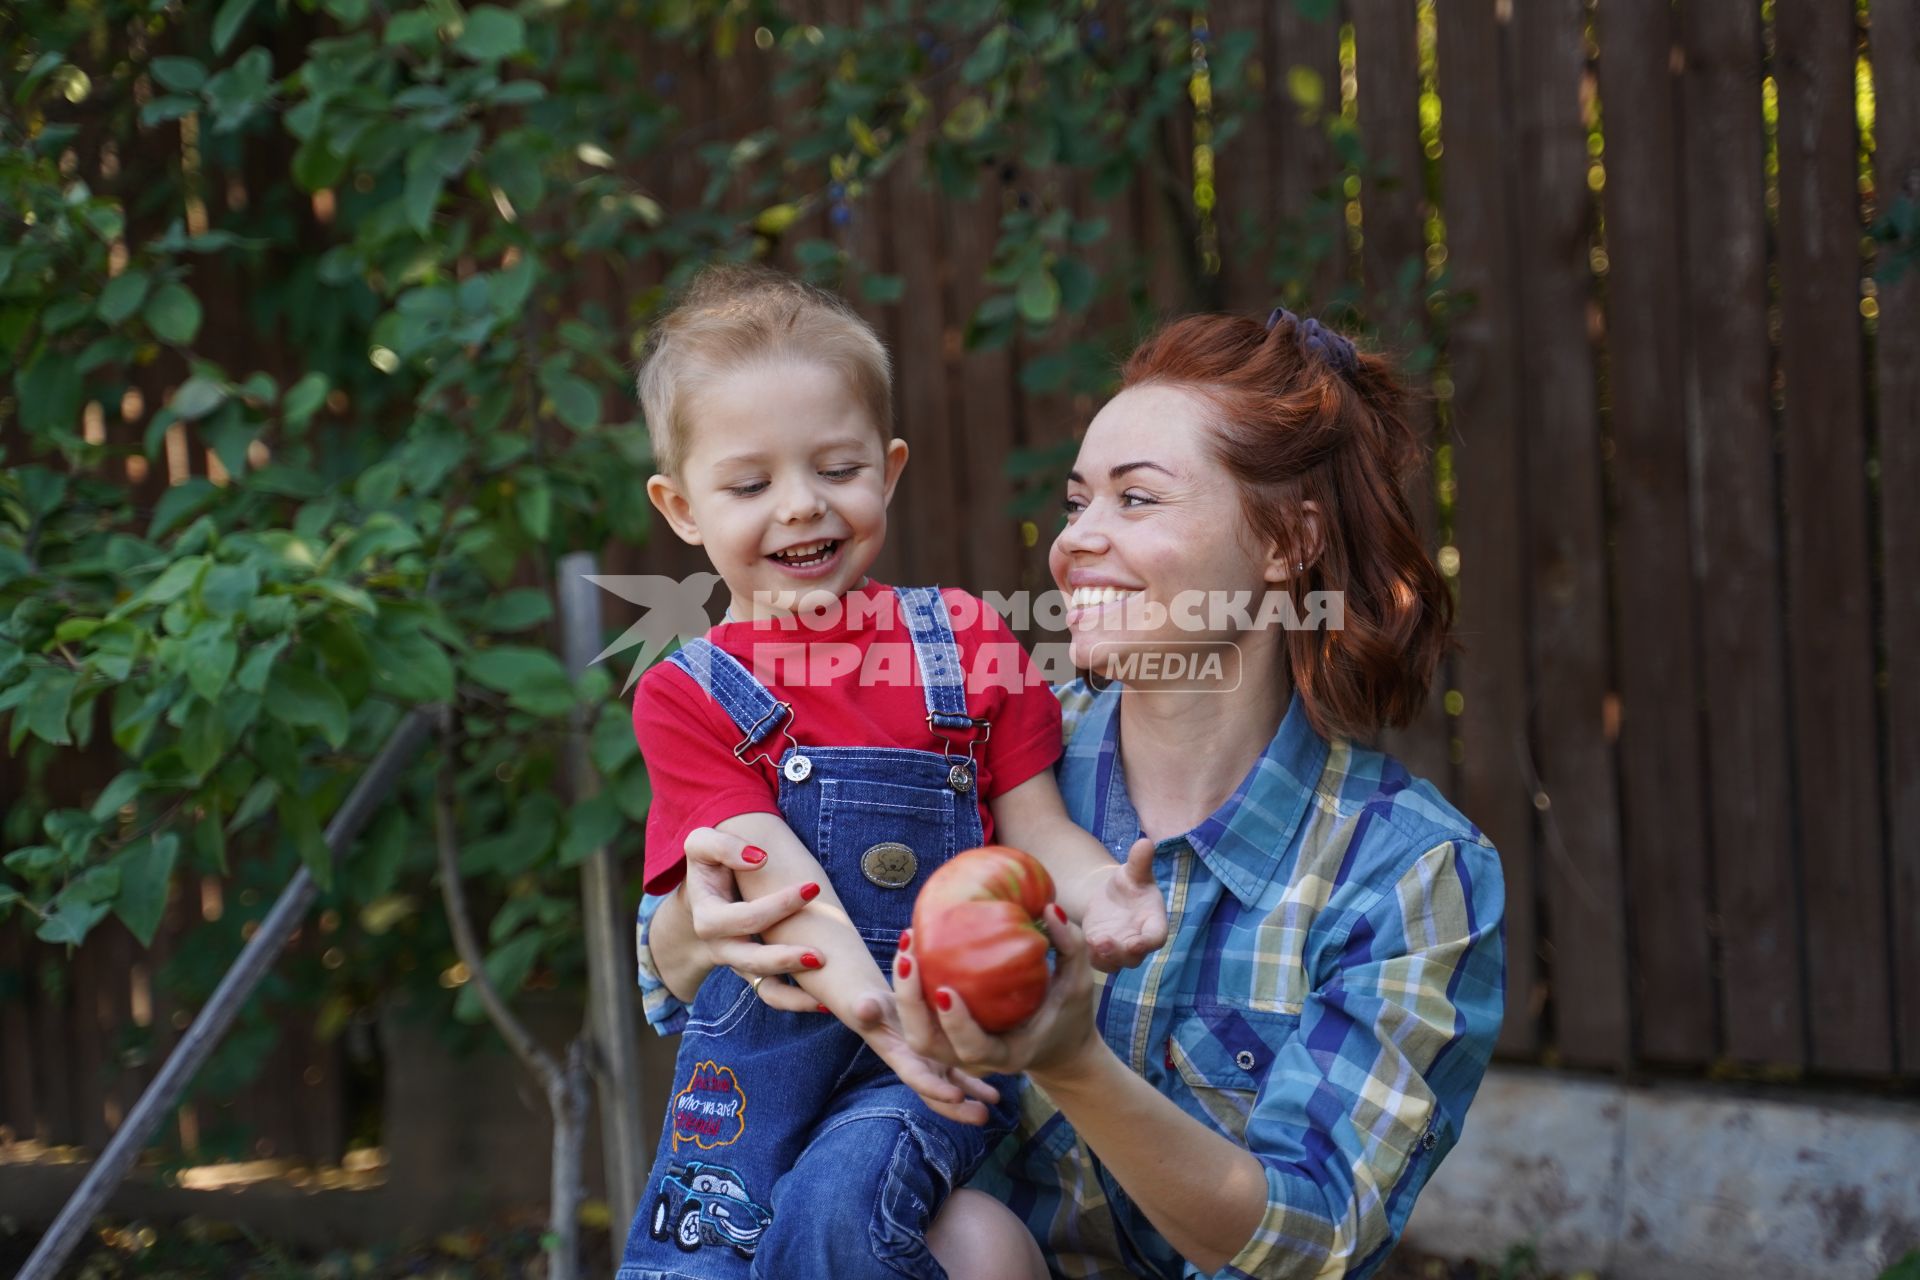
<box><xmin>928</xmin><ymin>713</ymin><xmax>991</xmax><ymax>793</ymax></box>
<box><xmin>734</xmin><ymin>702</ymin><xmax>808</xmax><ymax>780</ymax></box>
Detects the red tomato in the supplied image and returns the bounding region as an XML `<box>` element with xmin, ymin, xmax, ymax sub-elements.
<box><xmin>910</xmin><ymin>845</ymin><xmax>1056</xmax><ymax>1032</ymax></box>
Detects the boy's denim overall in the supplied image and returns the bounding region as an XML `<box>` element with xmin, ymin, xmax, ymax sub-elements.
<box><xmin>617</xmin><ymin>587</ymin><xmax>1020</xmax><ymax>1280</ymax></box>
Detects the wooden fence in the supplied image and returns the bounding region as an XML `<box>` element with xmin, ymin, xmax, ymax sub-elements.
<box><xmin>4</xmin><ymin>0</ymin><xmax>1916</xmax><ymax>1168</ymax></box>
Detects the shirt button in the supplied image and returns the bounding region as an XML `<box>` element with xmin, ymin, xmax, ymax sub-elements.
<box><xmin>1234</xmin><ymin>1049</ymin><xmax>1257</xmax><ymax>1071</ymax></box>
<box><xmin>783</xmin><ymin>755</ymin><xmax>813</xmax><ymax>783</ymax></box>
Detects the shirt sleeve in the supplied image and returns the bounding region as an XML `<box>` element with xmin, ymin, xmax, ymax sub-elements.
<box><xmin>1220</xmin><ymin>837</ymin><xmax>1506</xmax><ymax>1280</ymax></box>
<box><xmin>633</xmin><ymin>662</ymin><xmax>781</xmax><ymax>895</ymax></box>
<box><xmin>633</xmin><ymin>889</ymin><xmax>691</xmax><ymax>1036</ymax></box>
<box><xmin>956</xmin><ymin>592</ymin><xmax>1064</xmax><ymax>799</ymax></box>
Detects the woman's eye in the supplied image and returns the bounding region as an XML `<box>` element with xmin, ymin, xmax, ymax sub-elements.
<box><xmin>1060</xmin><ymin>495</ymin><xmax>1086</xmax><ymax>516</ymax></box>
<box><xmin>1120</xmin><ymin>491</ymin><xmax>1156</xmax><ymax>508</ymax></box>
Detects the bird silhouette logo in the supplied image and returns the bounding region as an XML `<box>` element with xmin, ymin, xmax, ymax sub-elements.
<box><xmin>583</xmin><ymin>571</ymin><xmax>723</xmax><ymax>693</ymax></box>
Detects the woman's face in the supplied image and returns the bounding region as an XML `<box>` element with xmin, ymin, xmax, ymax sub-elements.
<box><xmin>1048</xmin><ymin>383</ymin><xmax>1289</xmax><ymax>686</ymax></box>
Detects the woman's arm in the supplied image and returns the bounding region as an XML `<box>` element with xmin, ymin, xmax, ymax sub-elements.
<box><xmin>893</xmin><ymin>836</ymin><xmax>1507</xmax><ymax>1278</ymax></box>
<box><xmin>889</xmin><ymin>902</ymin><xmax>1268</xmax><ymax>1270</ymax></box>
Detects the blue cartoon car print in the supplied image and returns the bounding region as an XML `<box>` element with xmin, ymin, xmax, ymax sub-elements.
<box><xmin>648</xmin><ymin>1159</ymin><xmax>773</xmax><ymax>1258</ymax></box>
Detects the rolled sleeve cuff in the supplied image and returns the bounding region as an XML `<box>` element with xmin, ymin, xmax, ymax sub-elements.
<box><xmin>634</xmin><ymin>892</ymin><xmax>690</xmax><ymax>1037</ymax></box>
<box><xmin>1214</xmin><ymin>1161</ymin><xmax>1365</xmax><ymax>1280</ymax></box>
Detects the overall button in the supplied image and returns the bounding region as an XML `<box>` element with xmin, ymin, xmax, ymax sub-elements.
<box><xmin>782</xmin><ymin>754</ymin><xmax>813</xmax><ymax>783</ymax></box>
<box><xmin>860</xmin><ymin>843</ymin><xmax>918</xmax><ymax>888</ymax></box>
<box><xmin>947</xmin><ymin>763</ymin><xmax>974</xmax><ymax>792</ymax></box>
<box><xmin>1234</xmin><ymin>1049</ymin><xmax>1257</xmax><ymax>1071</ymax></box>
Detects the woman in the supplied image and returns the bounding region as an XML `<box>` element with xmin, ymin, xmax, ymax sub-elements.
<box><xmin>638</xmin><ymin>310</ymin><xmax>1506</xmax><ymax>1279</ymax></box>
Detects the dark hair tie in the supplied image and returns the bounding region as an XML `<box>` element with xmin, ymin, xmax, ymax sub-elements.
<box><xmin>1265</xmin><ymin>306</ymin><xmax>1358</xmax><ymax>378</ymax></box>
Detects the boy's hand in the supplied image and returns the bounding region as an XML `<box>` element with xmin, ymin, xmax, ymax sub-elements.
<box><xmin>1076</xmin><ymin>838</ymin><xmax>1167</xmax><ymax>973</ymax></box>
<box><xmin>852</xmin><ymin>991</ymin><xmax>1002</xmax><ymax>1127</ymax></box>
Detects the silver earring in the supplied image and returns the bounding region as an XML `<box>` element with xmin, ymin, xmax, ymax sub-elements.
<box><xmin>1295</xmin><ymin>561</ymin><xmax>1304</xmax><ymax>573</ymax></box>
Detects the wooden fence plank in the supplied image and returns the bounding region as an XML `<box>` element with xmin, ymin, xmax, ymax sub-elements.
<box><xmin>946</xmin><ymin>175</ymin><xmax>1025</xmax><ymax>599</ymax></box>
<box><xmin>1434</xmin><ymin>0</ymin><xmax>1540</xmax><ymax>1058</ymax></box>
<box><xmin>1873</xmin><ymin>0</ymin><xmax>1920</xmax><ymax>1076</ymax></box>
<box><xmin>1595</xmin><ymin>1</ymin><xmax>1716</xmax><ymax>1066</ymax></box>
<box><xmin>1774</xmin><ymin>0</ymin><xmax>1891</xmax><ymax>1075</ymax></box>
<box><xmin>0</xmin><ymin>926</ymin><xmax>37</xmax><ymax>1140</ymax></box>
<box><xmin>891</xmin><ymin>146</ymin><xmax>965</xmax><ymax>591</ymax></box>
<box><xmin>1352</xmin><ymin>0</ymin><xmax>1452</xmax><ymax>792</ymax></box>
<box><xmin>1216</xmin><ymin>0</ymin><xmax>1276</xmax><ymax>314</ymax></box>
<box><xmin>1508</xmin><ymin>0</ymin><xmax>1630</xmax><ymax>1069</ymax></box>
<box><xmin>1676</xmin><ymin>0</ymin><xmax>1805</xmax><ymax>1070</ymax></box>
<box><xmin>1273</xmin><ymin>0</ymin><xmax>1346</xmax><ymax>307</ymax></box>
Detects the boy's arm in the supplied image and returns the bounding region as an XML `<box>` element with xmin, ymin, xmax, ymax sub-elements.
<box><xmin>714</xmin><ymin>811</ymin><xmax>894</xmax><ymax>1022</ymax></box>
<box><xmin>990</xmin><ymin>772</ymin><xmax>1167</xmax><ymax>971</ymax></box>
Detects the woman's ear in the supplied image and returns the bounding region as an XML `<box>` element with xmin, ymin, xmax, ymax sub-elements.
<box><xmin>881</xmin><ymin>438</ymin><xmax>910</xmax><ymax>505</ymax></box>
<box><xmin>1261</xmin><ymin>500</ymin><xmax>1326</xmax><ymax>583</ymax></box>
<box><xmin>646</xmin><ymin>473</ymin><xmax>703</xmax><ymax>546</ymax></box>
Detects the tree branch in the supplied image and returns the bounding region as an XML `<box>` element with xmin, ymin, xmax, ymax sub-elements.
<box><xmin>432</xmin><ymin>713</ymin><xmax>561</xmax><ymax>1088</ymax></box>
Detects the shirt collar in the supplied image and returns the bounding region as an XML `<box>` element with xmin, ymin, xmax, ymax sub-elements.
<box><xmin>1076</xmin><ymin>683</ymin><xmax>1330</xmax><ymax>909</ymax></box>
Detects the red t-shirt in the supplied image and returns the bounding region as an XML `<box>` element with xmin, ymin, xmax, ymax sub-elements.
<box><xmin>633</xmin><ymin>582</ymin><xmax>1063</xmax><ymax>894</ymax></box>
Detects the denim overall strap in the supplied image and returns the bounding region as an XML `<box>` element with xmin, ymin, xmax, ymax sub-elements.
<box><xmin>665</xmin><ymin>639</ymin><xmax>789</xmax><ymax>750</ymax></box>
<box><xmin>892</xmin><ymin>586</ymin><xmax>973</xmax><ymax>730</ymax></box>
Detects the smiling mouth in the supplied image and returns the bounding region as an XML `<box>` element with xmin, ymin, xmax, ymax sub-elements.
<box><xmin>1068</xmin><ymin>586</ymin><xmax>1144</xmax><ymax>611</ymax></box>
<box><xmin>768</xmin><ymin>539</ymin><xmax>841</xmax><ymax>569</ymax></box>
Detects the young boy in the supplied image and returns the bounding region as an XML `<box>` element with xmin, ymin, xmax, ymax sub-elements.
<box><xmin>617</xmin><ymin>265</ymin><xmax>1165</xmax><ymax>1280</ymax></box>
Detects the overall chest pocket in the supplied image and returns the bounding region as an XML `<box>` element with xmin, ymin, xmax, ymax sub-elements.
<box><xmin>1165</xmin><ymin>1004</ymin><xmax>1300</xmax><ymax>1144</ymax></box>
<box><xmin>813</xmin><ymin>777</ymin><xmax>960</xmax><ymax>944</ymax></box>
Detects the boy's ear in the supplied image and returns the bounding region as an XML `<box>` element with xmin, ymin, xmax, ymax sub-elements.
<box><xmin>880</xmin><ymin>438</ymin><xmax>910</xmax><ymax>505</ymax></box>
<box><xmin>646</xmin><ymin>473</ymin><xmax>703</xmax><ymax>546</ymax></box>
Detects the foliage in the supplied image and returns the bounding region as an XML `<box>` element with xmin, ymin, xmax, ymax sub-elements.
<box><xmin>0</xmin><ymin>0</ymin><xmax>1394</xmax><ymax>1154</ymax></box>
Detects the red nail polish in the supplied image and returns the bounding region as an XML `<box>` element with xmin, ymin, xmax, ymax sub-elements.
<box><xmin>742</xmin><ymin>845</ymin><xmax>768</xmax><ymax>865</ymax></box>
<box><xmin>934</xmin><ymin>990</ymin><xmax>953</xmax><ymax>1012</ymax></box>
<box><xmin>897</xmin><ymin>929</ymin><xmax>912</xmax><ymax>952</ymax></box>
<box><xmin>898</xmin><ymin>956</ymin><xmax>913</xmax><ymax>979</ymax></box>
<box><xmin>1050</xmin><ymin>903</ymin><xmax>1068</xmax><ymax>924</ymax></box>
<box><xmin>817</xmin><ymin>1003</ymin><xmax>830</xmax><ymax>1014</ymax></box>
<box><xmin>799</xmin><ymin>882</ymin><xmax>821</xmax><ymax>902</ymax></box>
<box><xmin>801</xmin><ymin>952</ymin><xmax>823</xmax><ymax>970</ymax></box>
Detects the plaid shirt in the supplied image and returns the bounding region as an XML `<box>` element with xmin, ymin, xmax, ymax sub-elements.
<box><xmin>636</xmin><ymin>679</ymin><xmax>1505</xmax><ymax>1279</ymax></box>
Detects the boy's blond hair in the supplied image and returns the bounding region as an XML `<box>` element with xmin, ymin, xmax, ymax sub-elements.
<box><xmin>636</xmin><ymin>264</ymin><xmax>894</xmax><ymax>476</ymax></box>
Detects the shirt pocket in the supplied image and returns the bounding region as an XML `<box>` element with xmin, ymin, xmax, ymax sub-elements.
<box><xmin>813</xmin><ymin>777</ymin><xmax>958</xmax><ymax>945</ymax></box>
<box><xmin>1165</xmin><ymin>1004</ymin><xmax>1300</xmax><ymax>1145</ymax></box>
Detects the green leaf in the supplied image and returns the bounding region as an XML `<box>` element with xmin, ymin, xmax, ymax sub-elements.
<box><xmin>385</xmin><ymin>8</ymin><xmax>441</xmax><ymax>45</ymax></box>
<box><xmin>541</xmin><ymin>368</ymin><xmax>599</xmax><ymax>430</ymax></box>
<box><xmin>293</xmin><ymin>136</ymin><xmax>349</xmax><ymax>192</ymax></box>
<box><xmin>1017</xmin><ymin>266</ymin><xmax>1061</xmax><ymax>325</ymax></box>
<box><xmin>228</xmin><ymin>775</ymin><xmax>279</xmax><ymax>833</ymax></box>
<box><xmin>150</xmin><ymin>56</ymin><xmax>207</xmax><ymax>92</ymax></box>
<box><xmin>323</xmin><ymin>0</ymin><xmax>370</xmax><ymax>23</ymax></box>
<box><xmin>475</xmin><ymin>588</ymin><xmax>552</xmax><ymax>632</ymax></box>
<box><xmin>278</xmin><ymin>789</ymin><xmax>332</xmax><ymax>888</ymax></box>
<box><xmin>125</xmin><ymin>555</ymin><xmax>208</xmax><ymax>612</ymax></box>
<box><xmin>590</xmin><ymin>703</ymin><xmax>638</xmax><ymax>774</ymax></box>
<box><xmin>15</xmin><ymin>351</ymin><xmax>84</xmax><ymax>436</ymax></box>
<box><xmin>454</xmin><ymin>6</ymin><xmax>526</xmax><ymax>61</ymax></box>
<box><xmin>236</xmin><ymin>634</ymin><xmax>290</xmax><ymax>694</ymax></box>
<box><xmin>179</xmin><ymin>696</ymin><xmax>227</xmax><ymax>775</ymax></box>
<box><xmin>113</xmin><ymin>832</ymin><xmax>180</xmax><ymax>945</ymax></box>
<box><xmin>90</xmin><ymin>769</ymin><xmax>148</xmax><ymax>821</ymax></box>
<box><xmin>402</xmin><ymin>163</ymin><xmax>444</xmax><ymax>235</ymax></box>
<box><xmin>213</xmin><ymin>0</ymin><xmax>261</xmax><ymax>53</ymax></box>
<box><xmin>344</xmin><ymin>807</ymin><xmax>408</xmax><ymax>902</ymax></box>
<box><xmin>22</xmin><ymin>669</ymin><xmax>78</xmax><ymax>746</ymax></box>
<box><xmin>168</xmin><ymin>375</ymin><xmax>228</xmax><ymax>421</ymax></box>
<box><xmin>97</xmin><ymin>270</ymin><xmax>151</xmax><ymax>324</ymax></box>
<box><xmin>183</xmin><ymin>620</ymin><xmax>238</xmax><ymax>700</ymax></box>
<box><xmin>37</xmin><ymin>894</ymin><xmax>110</xmax><ymax>947</ymax></box>
<box><xmin>454</xmin><ymin>929</ymin><xmax>546</xmax><ymax>1022</ymax></box>
<box><xmin>559</xmin><ymin>791</ymin><xmax>622</xmax><ymax>866</ymax></box>
<box><xmin>200</xmin><ymin>563</ymin><xmax>260</xmax><ymax>617</ymax></box>
<box><xmin>265</xmin><ymin>663</ymin><xmax>350</xmax><ymax>747</ymax></box>
<box><xmin>609</xmin><ymin>760</ymin><xmax>651</xmax><ymax>822</ymax></box>
<box><xmin>861</xmin><ymin>273</ymin><xmax>905</xmax><ymax>304</ymax></box>
<box><xmin>283</xmin><ymin>371</ymin><xmax>330</xmax><ymax>427</ymax></box>
<box><xmin>514</xmin><ymin>475</ymin><xmax>552</xmax><ymax>539</ymax></box>
<box><xmin>145</xmin><ymin>282</ymin><xmax>204</xmax><ymax>344</ymax></box>
<box><xmin>466</xmin><ymin>646</ymin><xmax>574</xmax><ymax>716</ymax></box>
<box><xmin>365</xmin><ymin>629</ymin><xmax>455</xmax><ymax>703</ymax></box>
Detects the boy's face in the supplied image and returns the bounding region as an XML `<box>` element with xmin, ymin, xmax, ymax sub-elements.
<box><xmin>647</xmin><ymin>359</ymin><xmax>908</xmax><ymax>620</ymax></box>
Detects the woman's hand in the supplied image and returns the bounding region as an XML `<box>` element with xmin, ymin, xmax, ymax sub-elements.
<box><xmin>875</xmin><ymin>901</ymin><xmax>1106</xmax><ymax>1084</ymax></box>
<box><xmin>679</xmin><ymin>826</ymin><xmax>823</xmax><ymax>1015</ymax></box>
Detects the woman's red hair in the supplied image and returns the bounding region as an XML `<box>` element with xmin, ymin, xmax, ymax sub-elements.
<box><xmin>1120</xmin><ymin>312</ymin><xmax>1453</xmax><ymax>742</ymax></box>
